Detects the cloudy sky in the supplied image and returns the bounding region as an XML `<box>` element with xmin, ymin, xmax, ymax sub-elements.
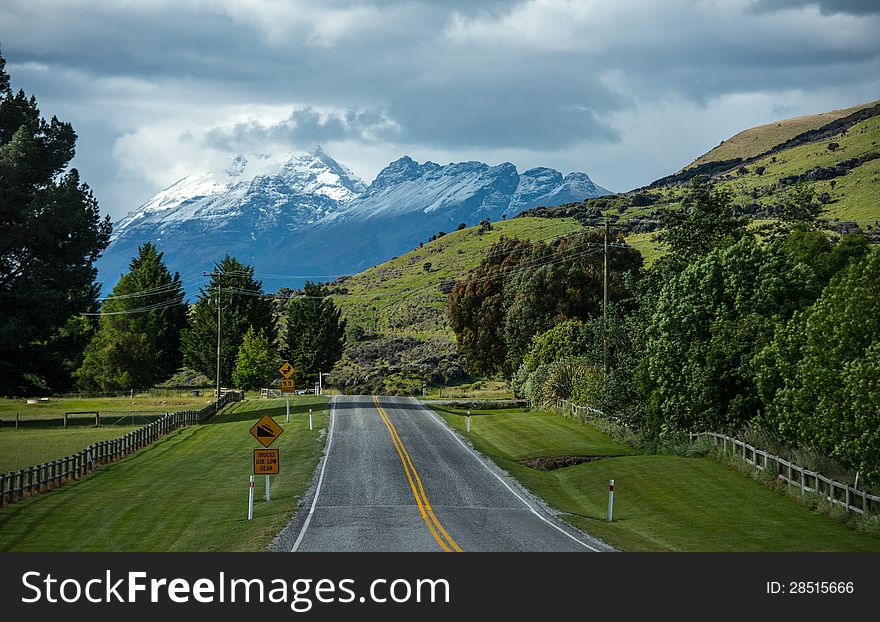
<box><xmin>1</xmin><ymin>0</ymin><xmax>878</xmax><ymax>221</ymax></box>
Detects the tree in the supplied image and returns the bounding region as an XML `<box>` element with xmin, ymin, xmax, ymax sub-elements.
<box><xmin>232</xmin><ymin>327</ymin><xmax>278</xmax><ymax>391</ymax></box>
<box><xmin>502</xmin><ymin>230</ymin><xmax>641</xmax><ymax>372</ymax></box>
<box><xmin>447</xmin><ymin>236</ymin><xmax>536</xmax><ymax>376</ymax></box>
<box><xmin>756</xmin><ymin>249</ymin><xmax>880</xmax><ymax>482</ymax></box>
<box><xmin>656</xmin><ymin>179</ymin><xmax>748</xmax><ymax>263</ymax></box>
<box><xmin>281</xmin><ymin>282</ymin><xmax>346</xmax><ymax>387</ymax></box>
<box><xmin>0</xmin><ymin>49</ymin><xmax>112</xmax><ymax>394</ymax></box>
<box><xmin>645</xmin><ymin>237</ymin><xmax>820</xmax><ymax>433</ymax></box>
<box><xmin>448</xmin><ymin>231</ymin><xmax>641</xmax><ymax>377</ymax></box>
<box><xmin>180</xmin><ymin>256</ymin><xmax>275</xmax><ymax>387</ymax></box>
<box><xmin>77</xmin><ymin>243</ymin><xmax>187</xmax><ymax>390</ymax></box>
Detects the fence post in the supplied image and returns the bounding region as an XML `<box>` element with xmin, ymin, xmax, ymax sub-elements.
<box><xmin>15</xmin><ymin>412</ymin><xmax>20</xmax><ymax>430</ymax></box>
<box><xmin>0</xmin><ymin>473</ymin><xmax>5</xmax><ymax>507</ymax></box>
<box><xmin>96</xmin><ymin>412</ymin><xmax>101</xmax><ymax>428</ymax></box>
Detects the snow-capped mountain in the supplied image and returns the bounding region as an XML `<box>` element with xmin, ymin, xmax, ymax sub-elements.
<box><xmin>96</xmin><ymin>150</ymin><xmax>609</xmax><ymax>293</ymax></box>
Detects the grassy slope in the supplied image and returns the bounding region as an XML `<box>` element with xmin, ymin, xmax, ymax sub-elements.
<box><xmin>0</xmin><ymin>396</ymin><xmax>328</xmax><ymax>551</ymax></box>
<box><xmin>638</xmin><ymin>112</ymin><xmax>880</xmax><ymax>248</ymax></box>
<box><xmin>0</xmin><ymin>395</ymin><xmax>214</xmax><ymax>423</ymax></box>
<box><xmin>333</xmin><ymin>217</ymin><xmax>581</xmax><ymax>339</ymax></box>
<box><xmin>0</xmin><ymin>426</ymin><xmax>141</xmax><ymax>472</ymax></box>
<box><xmin>435</xmin><ymin>406</ymin><xmax>880</xmax><ymax>552</ymax></box>
<box><xmin>688</xmin><ymin>100</ymin><xmax>878</xmax><ymax>168</ymax></box>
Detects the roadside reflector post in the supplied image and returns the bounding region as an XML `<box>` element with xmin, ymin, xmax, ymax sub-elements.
<box><xmin>467</xmin><ymin>411</ymin><xmax>471</xmax><ymax>433</ymax></box>
<box><xmin>309</xmin><ymin>408</ymin><xmax>313</xmax><ymax>431</ymax></box>
<box><xmin>608</xmin><ymin>479</ymin><xmax>615</xmax><ymax>522</ymax></box>
<box><xmin>248</xmin><ymin>475</ymin><xmax>255</xmax><ymax>520</ymax></box>
<box><xmin>265</xmin><ymin>475</ymin><xmax>270</xmax><ymax>502</ymax></box>
<box><xmin>286</xmin><ymin>394</ymin><xmax>290</xmax><ymax>423</ymax></box>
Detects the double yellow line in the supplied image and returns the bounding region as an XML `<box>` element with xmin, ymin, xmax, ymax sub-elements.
<box><xmin>373</xmin><ymin>396</ymin><xmax>462</xmax><ymax>553</ymax></box>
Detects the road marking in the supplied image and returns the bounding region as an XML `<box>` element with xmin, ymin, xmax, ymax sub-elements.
<box><xmin>416</xmin><ymin>397</ymin><xmax>603</xmax><ymax>552</ymax></box>
<box><xmin>291</xmin><ymin>397</ymin><xmax>336</xmax><ymax>552</ymax></box>
<box><xmin>374</xmin><ymin>396</ymin><xmax>462</xmax><ymax>553</ymax></box>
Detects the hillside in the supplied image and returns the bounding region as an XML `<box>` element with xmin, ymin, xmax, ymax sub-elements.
<box><xmin>688</xmin><ymin>100</ymin><xmax>878</xmax><ymax>169</ymax></box>
<box><xmin>331</xmin><ymin>217</ymin><xmax>582</xmax><ymax>339</ymax></box>
<box><xmin>325</xmin><ymin>217</ymin><xmax>582</xmax><ymax>395</ymax></box>
<box><xmin>323</xmin><ymin>101</ymin><xmax>879</xmax><ymax>394</ymax></box>
<box><xmin>520</xmin><ymin>99</ymin><xmax>880</xmax><ymax>264</ymax></box>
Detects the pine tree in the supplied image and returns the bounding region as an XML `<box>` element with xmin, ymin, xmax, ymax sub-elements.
<box><xmin>281</xmin><ymin>282</ymin><xmax>346</xmax><ymax>387</ymax></box>
<box><xmin>232</xmin><ymin>327</ymin><xmax>278</xmax><ymax>391</ymax></box>
<box><xmin>0</xmin><ymin>49</ymin><xmax>112</xmax><ymax>394</ymax></box>
<box><xmin>180</xmin><ymin>256</ymin><xmax>275</xmax><ymax>387</ymax></box>
<box><xmin>77</xmin><ymin>243</ymin><xmax>187</xmax><ymax>390</ymax></box>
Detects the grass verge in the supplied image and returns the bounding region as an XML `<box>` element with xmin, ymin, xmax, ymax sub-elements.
<box><xmin>434</xmin><ymin>406</ymin><xmax>880</xmax><ymax>552</ymax></box>
<box><xmin>0</xmin><ymin>426</ymin><xmax>142</xmax><ymax>473</ymax></box>
<box><xmin>0</xmin><ymin>396</ymin><xmax>328</xmax><ymax>551</ymax></box>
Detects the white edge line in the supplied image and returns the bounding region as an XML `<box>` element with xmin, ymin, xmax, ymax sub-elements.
<box><xmin>416</xmin><ymin>397</ymin><xmax>602</xmax><ymax>552</ymax></box>
<box><xmin>291</xmin><ymin>396</ymin><xmax>336</xmax><ymax>552</ymax></box>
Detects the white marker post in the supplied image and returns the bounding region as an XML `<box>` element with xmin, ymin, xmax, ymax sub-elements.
<box><xmin>265</xmin><ymin>475</ymin><xmax>270</xmax><ymax>502</ymax></box>
<box><xmin>608</xmin><ymin>479</ymin><xmax>615</xmax><ymax>522</ymax></box>
<box><xmin>286</xmin><ymin>394</ymin><xmax>290</xmax><ymax>423</ymax></box>
<box><xmin>309</xmin><ymin>408</ymin><xmax>313</xmax><ymax>431</ymax></box>
<box><xmin>247</xmin><ymin>475</ymin><xmax>255</xmax><ymax>520</ymax></box>
<box><xmin>467</xmin><ymin>411</ymin><xmax>471</xmax><ymax>433</ymax></box>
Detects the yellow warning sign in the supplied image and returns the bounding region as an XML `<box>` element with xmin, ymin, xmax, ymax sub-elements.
<box><xmin>279</xmin><ymin>361</ymin><xmax>295</xmax><ymax>379</ymax></box>
<box><xmin>254</xmin><ymin>448</ymin><xmax>280</xmax><ymax>474</ymax></box>
<box><xmin>249</xmin><ymin>414</ymin><xmax>284</xmax><ymax>448</ymax></box>
<box><xmin>280</xmin><ymin>378</ymin><xmax>295</xmax><ymax>394</ymax></box>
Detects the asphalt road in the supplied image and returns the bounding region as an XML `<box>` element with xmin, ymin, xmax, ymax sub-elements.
<box><xmin>289</xmin><ymin>395</ymin><xmax>611</xmax><ymax>552</ymax></box>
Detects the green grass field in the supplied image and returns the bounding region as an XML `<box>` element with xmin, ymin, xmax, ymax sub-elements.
<box><xmin>0</xmin><ymin>396</ymin><xmax>328</xmax><ymax>551</ymax></box>
<box><xmin>434</xmin><ymin>406</ymin><xmax>880</xmax><ymax>552</ymax></box>
<box><xmin>0</xmin><ymin>395</ymin><xmax>214</xmax><ymax>424</ymax></box>
<box><xmin>0</xmin><ymin>426</ymin><xmax>143</xmax><ymax>473</ymax></box>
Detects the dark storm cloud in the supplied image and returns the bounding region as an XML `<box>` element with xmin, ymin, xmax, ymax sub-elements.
<box><xmin>752</xmin><ymin>0</ymin><xmax>880</xmax><ymax>15</ymax></box>
<box><xmin>0</xmin><ymin>0</ymin><xmax>877</xmax><ymax>210</ymax></box>
<box><xmin>203</xmin><ymin>107</ymin><xmax>399</xmax><ymax>150</ymax></box>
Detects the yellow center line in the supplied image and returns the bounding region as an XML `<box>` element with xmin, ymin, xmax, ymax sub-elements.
<box><xmin>373</xmin><ymin>396</ymin><xmax>462</xmax><ymax>553</ymax></box>
<box><xmin>379</xmin><ymin>404</ymin><xmax>462</xmax><ymax>552</ymax></box>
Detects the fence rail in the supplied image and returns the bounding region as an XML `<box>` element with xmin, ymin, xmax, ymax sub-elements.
<box><xmin>0</xmin><ymin>391</ymin><xmax>242</xmax><ymax>509</ymax></box>
<box><xmin>691</xmin><ymin>431</ymin><xmax>879</xmax><ymax>516</ymax></box>
<box><xmin>556</xmin><ymin>398</ymin><xmax>606</xmax><ymax>418</ymax></box>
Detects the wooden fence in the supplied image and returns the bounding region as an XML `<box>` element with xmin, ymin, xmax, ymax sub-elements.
<box><xmin>0</xmin><ymin>391</ymin><xmax>242</xmax><ymax>509</ymax></box>
<box><xmin>691</xmin><ymin>431</ymin><xmax>879</xmax><ymax>516</ymax></box>
<box><xmin>556</xmin><ymin>398</ymin><xmax>606</xmax><ymax>418</ymax></box>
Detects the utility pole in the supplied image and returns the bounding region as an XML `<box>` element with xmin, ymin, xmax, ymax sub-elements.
<box><xmin>603</xmin><ymin>219</ymin><xmax>609</xmax><ymax>381</ymax></box>
<box><xmin>603</xmin><ymin>219</ymin><xmax>609</xmax><ymax>321</ymax></box>
<box><xmin>204</xmin><ymin>271</ymin><xmax>224</xmax><ymax>401</ymax></box>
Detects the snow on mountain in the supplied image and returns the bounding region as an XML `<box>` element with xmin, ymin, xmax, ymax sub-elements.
<box><xmin>97</xmin><ymin>151</ymin><xmax>609</xmax><ymax>293</ymax></box>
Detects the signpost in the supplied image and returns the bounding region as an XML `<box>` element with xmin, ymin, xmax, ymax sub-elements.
<box><xmin>249</xmin><ymin>414</ymin><xmax>284</xmax><ymax>448</ymax></box>
<box><xmin>247</xmin><ymin>414</ymin><xmax>284</xmax><ymax>518</ymax></box>
<box><xmin>279</xmin><ymin>361</ymin><xmax>295</xmax><ymax>379</ymax></box>
<box><xmin>279</xmin><ymin>361</ymin><xmax>295</xmax><ymax>394</ymax></box>
<box><xmin>254</xmin><ymin>448</ymin><xmax>280</xmax><ymax>475</ymax></box>
<box><xmin>248</xmin><ymin>368</ymin><xmax>296</xmax><ymax>520</ymax></box>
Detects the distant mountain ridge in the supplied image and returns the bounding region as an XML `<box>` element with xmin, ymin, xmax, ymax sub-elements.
<box><xmin>97</xmin><ymin>150</ymin><xmax>610</xmax><ymax>292</ymax></box>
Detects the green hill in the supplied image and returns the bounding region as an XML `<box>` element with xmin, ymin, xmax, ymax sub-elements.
<box><xmin>325</xmin><ymin>217</ymin><xmax>581</xmax><ymax>395</ymax></box>
<box><xmin>689</xmin><ymin>100</ymin><xmax>878</xmax><ymax>169</ymax></box>
<box><xmin>332</xmin><ymin>217</ymin><xmax>582</xmax><ymax>340</ymax></box>
<box><xmin>323</xmin><ymin>100</ymin><xmax>879</xmax><ymax>394</ymax></box>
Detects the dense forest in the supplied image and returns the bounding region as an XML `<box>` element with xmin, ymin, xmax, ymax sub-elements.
<box><xmin>449</xmin><ymin>180</ymin><xmax>879</xmax><ymax>483</ymax></box>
